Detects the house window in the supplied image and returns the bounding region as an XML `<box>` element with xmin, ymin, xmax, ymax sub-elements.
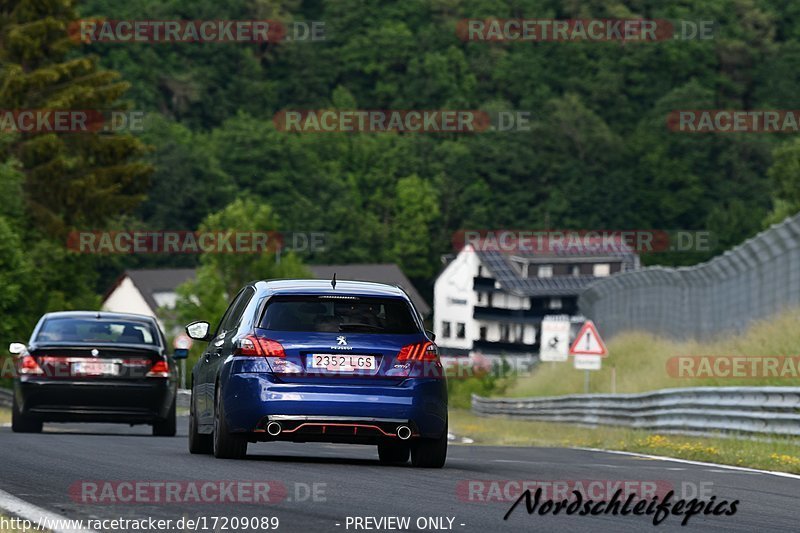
<box><xmin>479</xmin><ymin>326</ymin><xmax>487</xmax><ymax>340</ymax></box>
<box><xmin>477</xmin><ymin>292</ymin><xmax>483</xmax><ymax>304</ymax></box>
<box><xmin>571</xmin><ymin>265</ymin><xmax>581</xmax><ymax>277</ymax></box>
<box><xmin>441</xmin><ymin>321</ymin><xmax>451</xmax><ymax>338</ymax></box>
<box><xmin>548</xmin><ymin>297</ymin><xmax>562</xmax><ymax>310</ymax></box>
<box><xmin>593</xmin><ymin>263</ymin><xmax>611</xmax><ymax>277</ymax></box>
<box><xmin>456</xmin><ymin>322</ymin><xmax>466</xmax><ymax>339</ymax></box>
<box><xmin>537</xmin><ymin>265</ymin><xmax>553</xmax><ymax>278</ymax></box>
<box><xmin>500</xmin><ymin>324</ymin><xmax>510</xmax><ymax>342</ymax></box>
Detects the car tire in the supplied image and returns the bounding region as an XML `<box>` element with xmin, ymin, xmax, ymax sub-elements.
<box><xmin>11</xmin><ymin>396</ymin><xmax>42</xmax><ymax>434</ymax></box>
<box><xmin>153</xmin><ymin>397</ymin><xmax>177</xmax><ymax>437</ymax></box>
<box><xmin>410</xmin><ymin>422</ymin><xmax>447</xmax><ymax>468</ymax></box>
<box><xmin>212</xmin><ymin>386</ymin><xmax>247</xmax><ymax>459</ymax></box>
<box><xmin>188</xmin><ymin>394</ymin><xmax>213</xmax><ymax>454</ymax></box>
<box><xmin>378</xmin><ymin>441</ymin><xmax>410</xmax><ymax>464</ymax></box>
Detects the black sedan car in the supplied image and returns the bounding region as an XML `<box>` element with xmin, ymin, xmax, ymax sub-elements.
<box><xmin>9</xmin><ymin>311</ymin><xmax>181</xmax><ymax>435</ymax></box>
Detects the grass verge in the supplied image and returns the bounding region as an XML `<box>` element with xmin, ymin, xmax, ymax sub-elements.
<box><xmin>504</xmin><ymin>309</ymin><xmax>800</xmax><ymax>397</ymax></box>
<box><xmin>450</xmin><ymin>409</ymin><xmax>800</xmax><ymax>474</ymax></box>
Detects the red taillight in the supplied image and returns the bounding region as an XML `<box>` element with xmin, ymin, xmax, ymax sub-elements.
<box><xmin>397</xmin><ymin>341</ymin><xmax>439</xmax><ymax>362</ymax></box>
<box><xmin>146</xmin><ymin>360</ymin><xmax>170</xmax><ymax>378</ymax></box>
<box><xmin>235</xmin><ymin>335</ymin><xmax>285</xmax><ymax>357</ymax></box>
<box><xmin>18</xmin><ymin>355</ymin><xmax>44</xmax><ymax>375</ymax></box>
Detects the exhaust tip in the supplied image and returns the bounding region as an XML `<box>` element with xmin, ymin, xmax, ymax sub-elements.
<box><xmin>396</xmin><ymin>425</ymin><xmax>412</xmax><ymax>440</ymax></box>
<box><xmin>266</xmin><ymin>421</ymin><xmax>282</xmax><ymax>436</ymax></box>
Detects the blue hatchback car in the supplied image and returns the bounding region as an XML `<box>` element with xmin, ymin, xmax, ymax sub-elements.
<box><xmin>185</xmin><ymin>279</ymin><xmax>448</xmax><ymax>467</ymax></box>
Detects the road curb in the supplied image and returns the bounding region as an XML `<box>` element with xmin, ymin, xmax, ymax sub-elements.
<box><xmin>0</xmin><ymin>487</ymin><xmax>98</xmax><ymax>533</ymax></box>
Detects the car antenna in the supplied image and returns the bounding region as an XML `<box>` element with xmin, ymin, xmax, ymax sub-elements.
<box><xmin>331</xmin><ymin>272</ymin><xmax>337</xmax><ymax>290</ymax></box>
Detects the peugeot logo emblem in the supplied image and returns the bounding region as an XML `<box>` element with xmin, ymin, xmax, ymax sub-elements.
<box><xmin>91</xmin><ymin>349</ymin><xmax>99</xmax><ymax>357</ymax></box>
<box><xmin>336</xmin><ymin>336</ymin><xmax>347</xmax><ymax>346</ymax></box>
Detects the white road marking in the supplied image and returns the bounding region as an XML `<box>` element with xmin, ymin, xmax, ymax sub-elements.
<box><xmin>574</xmin><ymin>447</ymin><xmax>800</xmax><ymax>481</ymax></box>
<box><xmin>0</xmin><ymin>487</ymin><xmax>97</xmax><ymax>533</ymax></box>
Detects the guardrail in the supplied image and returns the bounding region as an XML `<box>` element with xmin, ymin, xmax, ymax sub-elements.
<box><xmin>0</xmin><ymin>387</ymin><xmax>10</xmax><ymax>408</ymax></box>
<box><xmin>472</xmin><ymin>386</ymin><xmax>800</xmax><ymax>437</ymax></box>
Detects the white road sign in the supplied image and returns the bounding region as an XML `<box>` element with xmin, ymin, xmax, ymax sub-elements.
<box><xmin>539</xmin><ymin>316</ymin><xmax>571</xmax><ymax>362</ymax></box>
<box><xmin>573</xmin><ymin>354</ymin><xmax>602</xmax><ymax>371</ymax></box>
<box><xmin>569</xmin><ymin>320</ymin><xmax>608</xmax><ymax>356</ymax></box>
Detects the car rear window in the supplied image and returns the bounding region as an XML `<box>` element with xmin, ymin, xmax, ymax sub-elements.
<box><xmin>259</xmin><ymin>296</ymin><xmax>421</xmax><ymax>334</ymax></box>
<box><xmin>36</xmin><ymin>317</ymin><xmax>158</xmax><ymax>345</ymax></box>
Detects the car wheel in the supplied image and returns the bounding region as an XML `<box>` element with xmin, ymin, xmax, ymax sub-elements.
<box><xmin>188</xmin><ymin>394</ymin><xmax>213</xmax><ymax>454</ymax></box>
<box><xmin>11</xmin><ymin>396</ymin><xmax>42</xmax><ymax>434</ymax></box>
<box><xmin>212</xmin><ymin>385</ymin><xmax>247</xmax><ymax>459</ymax></box>
<box><xmin>153</xmin><ymin>397</ymin><xmax>177</xmax><ymax>437</ymax></box>
<box><xmin>378</xmin><ymin>441</ymin><xmax>410</xmax><ymax>464</ymax></box>
<box><xmin>410</xmin><ymin>422</ymin><xmax>447</xmax><ymax>468</ymax></box>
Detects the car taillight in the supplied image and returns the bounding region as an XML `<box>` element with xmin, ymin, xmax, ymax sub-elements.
<box><xmin>146</xmin><ymin>360</ymin><xmax>170</xmax><ymax>378</ymax></box>
<box><xmin>18</xmin><ymin>355</ymin><xmax>44</xmax><ymax>375</ymax></box>
<box><xmin>397</xmin><ymin>341</ymin><xmax>439</xmax><ymax>362</ymax></box>
<box><xmin>235</xmin><ymin>335</ymin><xmax>285</xmax><ymax>357</ymax></box>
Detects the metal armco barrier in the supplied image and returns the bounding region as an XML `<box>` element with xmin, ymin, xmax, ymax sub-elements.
<box><xmin>472</xmin><ymin>386</ymin><xmax>800</xmax><ymax>437</ymax></box>
<box><xmin>579</xmin><ymin>213</ymin><xmax>800</xmax><ymax>340</ymax></box>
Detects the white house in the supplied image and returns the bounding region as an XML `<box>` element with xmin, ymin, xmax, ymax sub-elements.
<box><xmin>433</xmin><ymin>239</ymin><xmax>639</xmax><ymax>360</ymax></box>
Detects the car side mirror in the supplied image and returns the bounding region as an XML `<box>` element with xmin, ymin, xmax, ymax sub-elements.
<box><xmin>425</xmin><ymin>330</ymin><xmax>436</xmax><ymax>342</ymax></box>
<box><xmin>186</xmin><ymin>321</ymin><xmax>212</xmax><ymax>341</ymax></box>
<box><xmin>173</xmin><ymin>348</ymin><xmax>189</xmax><ymax>360</ymax></box>
<box><xmin>8</xmin><ymin>342</ymin><xmax>26</xmax><ymax>355</ymax></box>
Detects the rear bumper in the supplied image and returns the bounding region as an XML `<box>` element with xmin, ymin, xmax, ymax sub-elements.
<box><xmin>15</xmin><ymin>378</ymin><xmax>175</xmax><ymax>423</ymax></box>
<box><xmin>222</xmin><ymin>373</ymin><xmax>447</xmax><ymax>440</ymax></box>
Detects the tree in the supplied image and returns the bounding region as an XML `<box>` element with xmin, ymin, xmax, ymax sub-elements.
<box><xmin>174</xmin><ymin>198</ymin><xmax>310</xmax><ymax>326</ymax></box>
<box><xmin>390</xmin><ymin>175</ymin><xmax>440</xmax><ymax>282</ymax></box>
<box><xmin>765</xmin><ymin>137</ymin><xmax>800</xmax><ymax>225</ymax></box>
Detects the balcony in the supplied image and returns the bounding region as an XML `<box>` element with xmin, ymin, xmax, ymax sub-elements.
<box><xmin>473</xmin><ymin>276</ymin><xmax>503</xmax><ymax>292</ymax></box>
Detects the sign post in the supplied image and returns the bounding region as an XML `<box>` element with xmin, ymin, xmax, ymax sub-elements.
<box><xmin>539</xmin><ymin>316</ymin><xmax>571</xmax><ymax>362</ymax></box>
<box><xmin>568</xmin><ymin>320</ymin><xmax>608</xmax><ymax>394</ymax></box>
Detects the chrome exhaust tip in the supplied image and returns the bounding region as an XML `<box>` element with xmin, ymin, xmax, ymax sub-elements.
<box><xmin>266</xmin><ymin>421</ymin><xmax>282</xmax><ymax>436</ymax></box>
<box><xmin>396</xmin><ymin>425</ymin><xmax>412</xmax><ymax>440</ymax></box>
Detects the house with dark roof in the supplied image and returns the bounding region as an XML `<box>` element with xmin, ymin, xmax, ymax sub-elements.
<box><xmin>433</xmin><ymin>237</ymin><xmax>639</xmax><ymax>358</ymax></box>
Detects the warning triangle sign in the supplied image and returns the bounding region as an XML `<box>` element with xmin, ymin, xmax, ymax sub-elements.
<box><xmin>569</xmin><ymin>320</ymin><xmax>608</xmax><ymax>356</ymax></box>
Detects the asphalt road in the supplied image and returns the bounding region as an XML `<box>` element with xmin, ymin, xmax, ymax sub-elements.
<box><xmin>0</xmin><ymin>418</ymin><xmax>798</xmax><ymax>533</ymax></box>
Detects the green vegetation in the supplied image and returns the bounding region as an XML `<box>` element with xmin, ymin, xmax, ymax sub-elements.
<box><xmin>504</xmin><ymin>310</ymin><xmax>800</xmax><ymax>398</ymax></box>
<box><xmin>450</xmin><ymin>409</ymin><xmax>800</xmax><ymax>474</ymax></box>
<box><xmin>447</xmin><ymin>370</ymin><xmax>511</xmax><ymax>409</ymax></box>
